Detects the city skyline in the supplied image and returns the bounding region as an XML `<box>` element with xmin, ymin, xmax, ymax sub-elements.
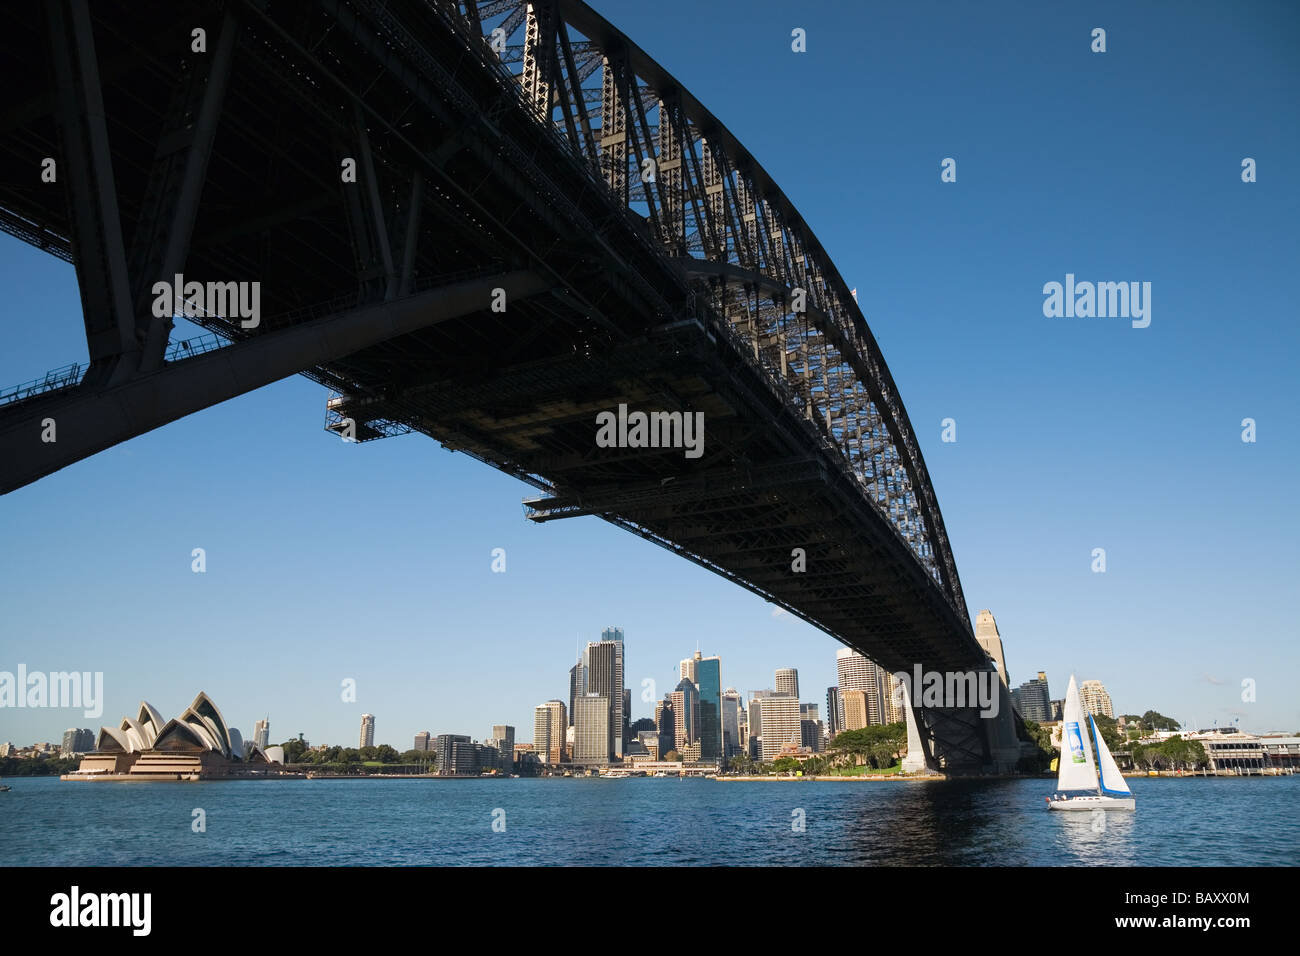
<box><xmin>0</xmin><ymin>633</ymin><xmax>1284</xmax><ymax>751</ymax></box>
<box><xmin>2</xmin><ymin>0</ymin><xmax>1297</xmax><ymax>750</ymax></box>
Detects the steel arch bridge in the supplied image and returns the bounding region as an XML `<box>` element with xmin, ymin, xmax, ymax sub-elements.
<box><xmin>0</xmin><ymin>0</ymin><xmax>1019</xmax><ymax>770</ymax></box>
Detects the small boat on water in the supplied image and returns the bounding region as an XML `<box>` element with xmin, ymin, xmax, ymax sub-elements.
<box><xmin>1047</xmin><ymin>674</ymin><xmax>1135</xmax><ymax>811</ymax></box>
<box><xmin>0</xmin><ymin>784</ymin><xmax>10</xmax><ymax>792</ymax></box>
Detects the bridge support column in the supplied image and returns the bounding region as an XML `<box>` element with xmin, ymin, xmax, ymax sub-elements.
<box><xmin>900</xmin><ymin>680</ymin><xmax>936</xmax><ymax>773</ymax></box>
<box><xmin>907</xmin><ymin>665</ymin><xmax>1023</xmax><ymax>774</ymax></box>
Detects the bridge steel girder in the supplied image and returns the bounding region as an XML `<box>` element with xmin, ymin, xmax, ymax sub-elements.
<box><xmin>1</xmin><ymin>0</ymin><xmax>989</xmax><ymax>769</ymax></box>
<box><xmin>479</xmin><ymin>0</ymin><xmax>968</xmax><ymax>622</ymax></box>
<box><xmin>0</xmin><ymin>271</ymin><xmax>550</xmax><ymax>494</ymax></box>
<box><xmin>46</xmin><ymin>0</ymin><xmax>137</xmax><ymax>385</ymax></box>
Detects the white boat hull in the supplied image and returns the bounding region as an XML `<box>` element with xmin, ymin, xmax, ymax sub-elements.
<box><xmin>1047</xmin><ymin>794</ymin><xmax>1135</xmax><ymax>811</ymax></box>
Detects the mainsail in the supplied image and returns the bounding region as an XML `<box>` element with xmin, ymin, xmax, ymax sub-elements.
<box><xmin>1091</xmin><ymin>713</ymin><xmax>1133</xmax><ymax>797</ymax></box>
<box><xmin>1056</xmin><ymin>675</ymin><xmax>1098</xmax><ymax>792</ymax></box>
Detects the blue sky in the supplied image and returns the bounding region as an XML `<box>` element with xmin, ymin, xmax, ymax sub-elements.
<box><xmin>2</xmin><ymin>0</ymin><xmax>1297</xmax><ymax>748</ymax></box>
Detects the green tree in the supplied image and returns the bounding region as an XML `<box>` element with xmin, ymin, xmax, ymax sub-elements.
<box><xmin>1090</xmin><ymin>714</ymin><xmax>1124</xmax><ymax>752</ymax></box>
<box><xmin>279</xmin><ymin>738</ymin><xmax>307</xmax><ymax>763</ymax></box>
<box><xmin>1141</xmin><ymin>710</ymin><xmax>1180</xmax><ymax>732</ymax></box>
<box><xmin>663</xmin><ymin>750</ymin><xmax>680</xmax><ymax>762</ymax></box>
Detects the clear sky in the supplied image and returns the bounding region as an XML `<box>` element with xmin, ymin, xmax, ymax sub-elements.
<box><xmin>1</xmin><ymin>0</ymin><xmax>1297</xmax><ymax>749</ymax></box>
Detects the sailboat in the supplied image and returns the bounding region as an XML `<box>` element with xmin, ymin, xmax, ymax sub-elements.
<box><xmin>1046</xmin><ymin>674</ymin><xmax>1135</xmax><ymax>811</ymax></box>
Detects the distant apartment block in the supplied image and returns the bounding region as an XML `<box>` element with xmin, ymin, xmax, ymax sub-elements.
<box><xmin>1079</xmin><ymin>680</ymin><xmax>1114</xmax><ymax>718</ymax></box>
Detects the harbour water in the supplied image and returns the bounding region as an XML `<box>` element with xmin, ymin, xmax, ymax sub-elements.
<box><xmin>4</xmin><ymin>774</ymin><xmax>1297</xmax><ymax>866</ymax></box>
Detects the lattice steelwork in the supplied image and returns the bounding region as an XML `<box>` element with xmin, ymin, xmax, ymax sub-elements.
<box><xmin>0</xmin><ymin>0</ymin><xmax>1001</xmax><ymax>765</ymax></box>
<box><xmin>474</xmin><ymin>0</ymin><xmax>965</xmax><ymax>620</ymax></box>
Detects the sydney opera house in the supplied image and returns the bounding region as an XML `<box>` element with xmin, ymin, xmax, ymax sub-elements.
<box><xmin>62</xmin><ymin>691</ymin><xmax>294</xmax><ymax>781</ymax></box>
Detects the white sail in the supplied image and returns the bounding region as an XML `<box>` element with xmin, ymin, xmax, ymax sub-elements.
<box><xmin>1056</xmin><ymin>675</ymin><xmax>1098</xmax><ymax>792</ymax></box>
<box><xmin>1091</xmin><ymin>714</ymin><xmax>1132</xmax><ymax>796</ymax></box>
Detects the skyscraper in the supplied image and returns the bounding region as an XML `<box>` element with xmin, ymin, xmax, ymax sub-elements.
<box><xmin>775</xmin><ymin>668</ymin><xmax>799</xmax><ymax>700</ymax></box>
<box><xmin>587</xmin><ymin>634</ymin><xmax>625</xmax><ymax>759</ymax></box>
<box><xmin>883</xmin><ymin>673</ymin><xmax>906</xmax><ymax>724</ymax></box>
<box><xmin>573</xmin><ymin>694</ymin><xmax>612</xmax><ymax>766</ymax></box>
<box><xmin>359</xmin><ymin>714</ymin><xmax>375</xmax><ymax>748</ymax></box>
<box><xmin>413</xmin><ymin>730</ymin><xmax>432</xmax><ymax>752</ymax></box>
<box><xmin>679</xmin><ymin>652</ymin><xmax>698</xmax><ymax>684</ymax></box>
<box><xmin>1079</xmin><ymin>680</ymin><xmax>1114</xmax><ymax>718</ymax></box>
<box><xmin>670</xmin><ymin>678</ymin><xmax>700</xmax><ymax>750</ymax></box>
<box><xmin>534</xmin><ymin>700</ymin><xmax>567</xmax><ymax>764</ymax></box>
<box><xmin>694</xmin><ymin>653</ymin><xmax>722</xmax><ymax>764</ymax></box>
<box><xmin>568</xmin><ymin>661</ymin><xmax>583</xmax><ymax>727</ymax></box>
<box><xmin>758</xmin><ymin>695</ymin><xmax>801</xmax><ymax>761</ymax></box>
<box><xmin>974</xmin><ymin>608</ymin><xmax>1011</xmax><ymax>688</ymax></box>
<box><xmin>253</xmin><ymin>717</ymin><xmax>270</xmax><ymax>750</ymax></box>
<box><xmin>721</xmin><ymin>688</ymin><xmax>743</xmax><ymax>760</ymax></box>
<box><xmin>836</xmin><ymin>648</ymin><xmax>872</xmax><ymax>728</ymax></box>
<box><xmin>841</xmin><ymin>689</ymin><xmax>870</xmax><ymax>731</ymax></box>
<box><xmin>825</xmin><ymin>687</ymin><xmax>841</xmax><ymax>738</ymax></box>
<box><xmin>601</xmin><ymin>626</ymin><xmax>626</xmax><ymax>757</ymax></box>
<box><xmin>863</xmin><ymin>662</ymin><xmax>891</xmax><ymax>725</ymax></box>
<box><xmin>654</xmin><ymin>698</ymin><xmax>675</xmax><ymax>759</ymax></box>
<box><xmin>1015</xmin><ymin>672</ymin><xmax>1052</xmax><ymax>722</ymax></box>
<box><xmin>623</xmin><ymin>687</ymin><xmax>632</xmax><ymax>752</ymax></box>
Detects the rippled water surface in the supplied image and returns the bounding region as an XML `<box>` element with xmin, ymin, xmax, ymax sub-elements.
<box><xmin>4</xmin><ymin>774</ymin><xmax>1297</xmax><ymax>866</ymax></box>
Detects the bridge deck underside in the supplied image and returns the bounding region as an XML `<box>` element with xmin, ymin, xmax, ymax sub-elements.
<box><xmin>0</xmin><ymin>0</ymin><xmax>986</xmax><ymax>677</ymax></box>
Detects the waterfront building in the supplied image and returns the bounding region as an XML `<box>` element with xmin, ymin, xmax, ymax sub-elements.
<box><xmin>775</xmin><ymin>668</ymin><xmax>799</xmax><ymax>699</ymax></box>
<box><xmin>413</xmin><ymin>731</ymin><xmax>432</xmax><ymax>752</ymax></box>
<box><xmin>974</xmin><ymin>609</ymin><xmax>1010</xmax><ymax>688</ymax></box>
<box><xmin>66</xmin><ymin>693</ymin><xmax>283</xmax><ymax>780</ymax></box>
<box><xmin>1014</xmin><ymin>672</ymin><xmax>1052</xmax><ymax>722</ymax></box>
<box><xmin>636</xmin><ymin>729</ymin><xmax>661</xmax><ymax>760</ymax></box>
<box><xmin>574</xmin><ymin>694</ymin><xmax>613</xmax><ymax>766</ymax></box>
<box><xmin>253</xmin><ymin>718</ymin><xmax>270</xmax><ymax>750</ymax></box>
<box><xmin>359</xmin><ymin>714</ymin><xmax>375</xmax><ymax>749</ymax></box>
<box><xmin>758</xmin><ymin>695</ymin><xmax>801</xmax><ymax>762</ymax></box>
<box><xmin>534</xmin><ymin>700</ymin><xmax>567</xmax><ymax>764</ymax></box>
<box><xmin>435</xmin><ymin>734</ymin><xmax>471</xmax><ymax>774</ymax></box>
<box><xmin>1080</xmin><ymin>680</ymin><xmax>1114</xmax><ymax>718</ymax></box>
<box><xmin>490</xmin><ymin>725</ymin><xmax>515</xmax><ymax>771</ymax></box>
